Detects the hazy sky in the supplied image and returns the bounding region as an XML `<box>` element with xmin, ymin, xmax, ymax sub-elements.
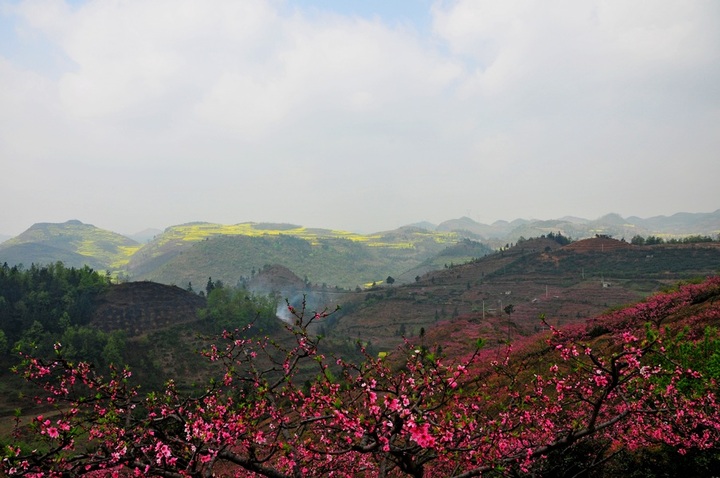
<box><xmin>1</xmin><ymin>0</ymin><xmax>719</xmax><ymax>236</ymax></box>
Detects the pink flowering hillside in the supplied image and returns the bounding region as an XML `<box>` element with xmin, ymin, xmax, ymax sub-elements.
<box><xmin>4</xmin><ymin>277</ymin><xmax>720</xmax><ymax>477</ymax></box>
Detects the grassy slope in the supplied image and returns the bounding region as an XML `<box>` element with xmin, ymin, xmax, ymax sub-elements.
<box><xmin>0</xmin><ymin>221</ymin><xmax>470</xmax><ymax>289</ymax></box>
<box><xmin>0</xmin><ymin>221</ymin><xmax>140</xmax><ymax>271</ymax></box>
<box><xmin>128</xmin><ymin>223</ymin><xmax>467</xmax><ymax>289</ymax></box>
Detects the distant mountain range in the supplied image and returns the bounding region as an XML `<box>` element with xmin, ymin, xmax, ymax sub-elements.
<box><xmin>0</xmin><ymin>210</ymin><xmax>718</xmax><ymax>290</ymax></box>
<box><xmin>423</xmin><ymin>210</ymin><xmax>720</xmax><ymax>242</ymax></box>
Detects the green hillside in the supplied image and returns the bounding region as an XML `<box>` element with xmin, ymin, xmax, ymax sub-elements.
<box><xmin>0</xmin><ymin>220</ymin><xmax>140</xmax><ymax>271</ymax></box>
<box><xmin>0</xmin><ymin>221</ymin><xmax>478</xmax><ymax>289</ymax></box>
<box><xmin>0</xmin><ymin>242</ymin><xmax>104</xmax><ymax>270</ymax></box>
<box><xmin>127</xmin><ymin>222</ymin><xmax>471</xmax><ymax>289</ymax></box>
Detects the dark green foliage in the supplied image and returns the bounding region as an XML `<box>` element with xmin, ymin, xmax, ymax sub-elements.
<box><xmin>652</xmin><ymin>326</ymin><xmax>720</xmax><ymax>391</ymax></box>
<box><xmin>646</xmin><ymin>235</ymin><xmax>664</xmax><ymax>245</ymax></box>
<box><xmin>587</xmin><ymin>324</ymin><xmax>611</xmax><ymax>338</ymax></box>
<box><xmin>0</xmin><ymin>262</ymin><xmax>121</xmax><ymax>416</ymax></box>
<box><xmin>0</xmin><ymin>262</ymin><xmax>110</xmax><ymax>353</ymax></box>
<box><xmin>528</xmin><ymin>440</ymin><xmax>720</xmax><ymax>478</ymax></box>
<box><xmin>0</xmin><ymin>329</ymin><xmax>7</xmax><ymax>354</ymax></box>
<box><xmin>206</xmin><ymin>277</ymin><xmax>216</xmax><ymax>296</ymax></box>
<box><xmin>597</xmin><ymin>446</ymin><xmax>720</xmax><ymax>478</ymax></box>
<box><xmin>667</xmin><ymin>235</ymin><xmax>715</xmax><ymax>244</ymax></box>
<box><xmin>632</xmin><ymin>234</ymin><xmax>717</xmax><ymax>246</ymax></box>
<box><xmin>59</xmin><ymin>325</ymin><xmax>127</xmax><ymax>368</ymax></box>
<box><xmin>200</xmin><ymin>287</ymin><xmax>279</xmax><ymax>333</ymax></box>
<box><xmin>544</xmin><ymin>231</ymin><xmax>571</xmax><ymax>245</ymax></box>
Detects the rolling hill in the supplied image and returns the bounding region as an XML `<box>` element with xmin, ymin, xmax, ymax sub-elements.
<box><xmin>321</xmin><ymin>237</ymin><xmax>720</xmax><ymax>352</ymax></box>
<box><xmin>0</xmin><ymin>220</ymin><xmax>141</xmax><ymax>270</ymax></box>
<box><xmin>0</xmin><ymin>220</ymin><xmax>486</xmax><ymax>290</ymax></box>
<box><xmin>1</xmin><ymin>210</ymin><xmax>718</xmax><ymax>292</ymax></box>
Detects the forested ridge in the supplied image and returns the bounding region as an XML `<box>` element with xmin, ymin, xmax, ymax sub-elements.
<box><xmin>0</xmin><ymin>262</ymin><xmax>116</xmax><ymax>366</ymax></box>
<box><xmin>0</xmin><ymin>263</ymin><xmax>290</xmax><ymax>418</ymax></box>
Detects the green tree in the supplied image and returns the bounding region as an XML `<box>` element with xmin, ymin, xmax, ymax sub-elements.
<box><xmin>206</xmin><ymin>277</ymin><xmax>216</xmax><ymax>296</ymax></box>
<box><xmin>103</xmin><ymin>331</ymin><xmax>127</xmax><ymax>366</ymax></box>
<box><xmin>202</xmin><ymin>287</ymin><xmax>277</xmax><ymax>333</ymax></box>
<box><xmin>646</xmin><ymin>235</ymin><xmax>664</xmax><ymax>245</ymax></box>
<box><xmin>0</xmin><ymin>329</ymin><xmax>8</xmax><ymax>355</ymax></box>
<box><xmin>14</xmin><ymin>320</ymin><xmax>50</xmax><ymax>355</ymax></box>
<box><xmin>61</xmin><ymin>326</ymin><xmax>108</xmax><ymax>366</ymax></box>
<box><xmin>631</xmin><ymin>235</ymin><xmax>646</xmax><ymax>246</ymax></box>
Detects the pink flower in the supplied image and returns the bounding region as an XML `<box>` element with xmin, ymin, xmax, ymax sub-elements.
<box><xmin>409</xmin><ymin>423</ymin><xmax>436</xmax><ymax>448</ymax></box>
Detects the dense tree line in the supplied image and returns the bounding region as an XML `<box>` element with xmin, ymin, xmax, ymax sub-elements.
<box><xmin>0</xmin><ymin>262</ymin><xmax>111</xmax><ymax>360</ymax></box>
<box><xmin>0</xmin><ymin>263</ymin><xmax>279</xmax><ymax>369</ymax></box>
<box><xmin>200</xmin><ymin>282</ymin><xmax>279</xmax><ymax>333</ymax></box>
<box><xmin>631</xmin><ymin>234</ymin><xmax>718</xmax><ymax>245</ymax></box>
<box><xmin>544</xmin><ymin>231</ymin><xmax>572</xmax><ymax>245</ymax></box>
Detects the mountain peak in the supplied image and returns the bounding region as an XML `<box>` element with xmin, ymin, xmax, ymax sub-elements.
<box><xmin>0</xmin><ymin>220</ymin><xmax>139</xmax><ymax>270</ymax></box>
<box><xmin>596</xmin><ymin>213</ymin><xmax>626</xmax><ymax>224</ymax></box>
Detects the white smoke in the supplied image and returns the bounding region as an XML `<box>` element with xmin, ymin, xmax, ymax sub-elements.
<box><xmin>276</xmin><ymin>303</ymin><xmax>294</xmax><ymax>325</ymax></box>
<box><xmin>274</xmin><ymin>292</ymin><xmax>327</xmax><ymax>326</ymax></box>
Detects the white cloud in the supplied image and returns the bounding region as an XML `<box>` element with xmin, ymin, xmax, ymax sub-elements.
<box><xmin>0</xmin><ymin>0</ymin><xmax>718</xmax><ymax>235</ymax></box>
<box><xmin>434</xmin><ymin>0</ymin><xmax>720</xmax><ymax>106</ymax></box>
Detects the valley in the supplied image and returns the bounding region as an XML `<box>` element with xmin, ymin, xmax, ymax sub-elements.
<box><xmin>1</xmin><ymin>215</ymin><xmax>720</xmax><ymax>477</ymax></box>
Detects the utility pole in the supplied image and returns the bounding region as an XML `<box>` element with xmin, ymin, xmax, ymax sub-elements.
<box><xmin>503</xmin><ymin>303</ymin><xmax>515</xmax><ymax>342</ymax></box>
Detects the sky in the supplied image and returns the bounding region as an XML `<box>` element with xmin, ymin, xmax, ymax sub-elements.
<box><xmin>1</xmin><ymin>0</ymin><xmax>719</xmax><ymax>237</ymax></box>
